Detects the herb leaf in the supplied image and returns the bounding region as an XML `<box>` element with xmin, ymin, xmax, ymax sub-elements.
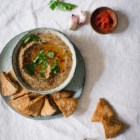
<box><xmin>38</xmin><ymin>50</ymin><xmax>47</xmax><ymax>61</ymax></box>
<box><xmin>31</xmin><ymin>36</ymin><xmax>41</xmax><ymax>42</ymax></box>
<box><xmin>32</xmin><ymin>56</ymin><xmax>39</xmax><ymax>63</ymax></box>
<box><xmin>43</xmin><ymin>60</ymin><xmax>49</xmax><ymax>68</ymax></box>
<box><xmin>25</xmin><ymin>64</ymin><xmax>35</xmax><ymax>75</ymax></box>
<box><xmin>37</xmin><ymin>59</ymin><xmax>43</xmax><ymax>65</ymax></box>
<box><xmin>22</xmin><ymin>37</ymin><xmax>31</xmax><ymax>44</ymax></box>
<box><xmin>40</xmin><ymin>69</ymin><xmax>46</xmax><ymax>73</ymax></box>
<box><xmin>54</xmin><ymin>59</ymin><xmax>58</xmax><ymax>64</ymax></box>
<box><xmin>51</xmin><ymin>63</ymin><xmax>60</xmax><ymax>76</ymax></box>
<box><xmin>40</xmin><ymin>72</ymin><xmax>45</xmax><ymax>77</ymax></box>
<box><xmin>22</xmin><ymin>36</ymin><xmax>41</xmax><ymax>44</ymax></box>
<box><xmin>48</xmin><ymin>0</ymin><xmax>76</xmax><ymax>11</ymax></box>
<box><xmin>49</xmin><ymin>0</ymin><xmax>58</xmax><ymax>11</ymax></box>
<box><xmin>51</xmin><ymin>64</ymin><xmax>56</xmax><ymax>70</ymax></box>
<box><xmin>40</xmin><ymin>69</ymin><xmax>46</xmax><ymax>77</ymax></box>
<box><xmin>47</xmin><ymin>52</ymin><xmax>55</xmax><ymax>59</ymax></box>
<box><xmin>59</xmin><ymin>3</ymin><xmax>67</xmax><ymax>11</ymax></box>
<box><xmin>60</xmin><ymin>2</ymin><xmax>75</xmax><ymax>9</ymax></box>
<box><xmin>39</xmin><ymin>49</ymin><xmax>44</xmax><ymax>54</ymax></box>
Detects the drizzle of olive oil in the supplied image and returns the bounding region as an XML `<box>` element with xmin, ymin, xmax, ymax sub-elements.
<box><xmin>23</xmin><ymin>43</ymin><xmax>67</xmax><ymax>73</ymax></box>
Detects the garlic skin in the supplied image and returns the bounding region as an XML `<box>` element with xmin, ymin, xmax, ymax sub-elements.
<box><xmin>68</xmin><ymin>14</ymin><xmax>78</xmax><ymax>30</ymax></box>
<box><xmin>79</xmin><ymin>10</ymin><xmax>87</xmax><ymax>25</ymax></box>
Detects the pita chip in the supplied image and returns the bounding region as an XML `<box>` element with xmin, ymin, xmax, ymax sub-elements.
<box><xmin>91</xmin><ymin>98</ymin><xmax>115</xmax><ymax>122</ymax></box>
<box><xmin>7</xmin><ymin>68</ymin><xmax>30</xmax><ymax>100</ymax></box>
<box><xmin>22</xmin><ymin>95</ymin><xmax>45</xmax><ymax>117</ymax></box>
<box><xmin>50</xmin><ymin>91</ymin><xmax>73</xmax><ymax>99</ymax></box>
<box><xmin>41</xmin><ymin>96</ymin><xmax>57</xmax><ymax>117</ymax></box>
<box><xmin>8</xmin><ymin>67</ymin><xmax>17</xmax><ymax>82</ymax></box>
<box><xmin>54</xmin><ymin>98</ymin><xmax>78</xmax><ymax>118</ymax></box>
<box><xmin>102</xmin><ymin>117</ymin><xmax>123</xmax><ymax>139</ymax></box>
<box><xmin>29</xmin><ymin>93</ymin><xmax>40</xmax><ymax>100</ymax></box>
<box><xmin>11</xmin><ymin>86</ymin><xmax>30</xmax><ymax>100</ymax></box>
<box><xmin>1</xmin><ymin>71</ymin><xmax>19</xmax><ymax>96</ymax></box>
<box><xmin>9</xmin><ymin>94</ymin><xmax>31</xmax><ymax>117</ymax></box>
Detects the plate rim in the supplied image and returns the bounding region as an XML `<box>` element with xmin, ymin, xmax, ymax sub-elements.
<box><xmin>0</xmin><ymin>28</ymin><xmax>86</xmax><ymax>120</ymax></box>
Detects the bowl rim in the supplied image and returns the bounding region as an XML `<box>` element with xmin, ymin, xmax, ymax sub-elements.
<box><xmin>12</xmin><ymin>27</ymin><xmax>77</xmax><ymax>95</ymax></box>
<box><xmin>90</xmin><ymin>6</ymin><xmax>118</xmax><ymax>35</ymax></box>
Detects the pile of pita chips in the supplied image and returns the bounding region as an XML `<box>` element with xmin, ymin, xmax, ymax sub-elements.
<box><xmin>1</xmin><ymin>68</ymin><xmax>78</xmax><ymax>118</ymax></box>
<box><xmin>9</xmin><ymin>93</ymin><xmax>43</xmax><ymax>117</ymax></box>
<box><xmin>91</xmin><ymin>98</ymin><xmax>123</xmax><ymax>139</ymax></box>
<box><xmin>22</xmin><ymin>95</ymin><xmax>45</xmax><ymax>117</ymax></box>
<box><xmin>41</xmin><ymin>91</ymin><xmax>78</xmax><ymax>118</ymax></box>
<box><xmin>9</xmin><ymin>94</ymin><xmax>31</xmax><ymax>117</ymax></box>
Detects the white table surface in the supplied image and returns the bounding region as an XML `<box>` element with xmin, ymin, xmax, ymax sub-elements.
<box><xmin>0</xmin><ymin>0</ymin><xmax>140</xmax><ymax>140</ymax></box>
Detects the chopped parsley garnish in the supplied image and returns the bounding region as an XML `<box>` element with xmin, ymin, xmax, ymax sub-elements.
<box><xmin>54</xmin><ymin>59</ymin><xmax>58</xmax><ymax>64</ymax></box>
<box><xmin>43</xmin><ymin>60</ymin><xmax>49</xmax><ymax>68</ymax></box>
<box><xmin>51</xmin><ymin>60</ymin><xmax>60</xmax><ymax>76</ymax></box>
<box><xmin>25</xmin><ymin>64</ymin><xmax>35</xmax><ymax>75</ymax></box>
<box><xmin>49</xmin><ymin>0</ymin><xmax>76</xmax><ymax>11</ymax></box>
<box><xmin>22</xmin><ymin>36</ymin><xmax>41</xmax><ymax>44</ymax></box>
<box><xmin>25</xmin><ymin>49</ymin><xmax>60</xmax><ymax>77</ymax></box>
<box><xmin>40</xmin><ymin>72</ymin><xmax>45</xmax><ymax>77</ymax></box>
<box><xmin>40</xmin><ymin>69</ymin><xmax>46</xmax><ymax>77</ymax></box>
<box><xmin>32</xmin><ymin>56</ymin><xmax>39</xmax><ymax>63</ymax></box>
<box><xmin>47</xmin><ymin>52</ymin><xmax>55</xmax><ymax>59</ymax></box>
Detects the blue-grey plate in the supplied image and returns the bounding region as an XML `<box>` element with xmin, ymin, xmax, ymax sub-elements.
<box><xmin>0</xmin><ymin>29</ymin><xmax>85</xmax><ymax>120</ymax></box>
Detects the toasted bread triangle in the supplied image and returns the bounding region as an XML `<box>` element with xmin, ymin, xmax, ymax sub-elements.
<box><xmin>28</xmin><ymin>93</ymin><xmax>40</xmax><ymax>100</ymax></box>
<box><xmin>54</xmin><ymin>98</ymin><xmax>78</xmax><ymax>118</ymax></box>
<box><xmin>8</xmin><ymin>68</ymin><xmax>30</xmax><ymax>100</ymax></box>
<box><xmin>91</xmin><ymin>98</ymin><xmax>115</xmax><ymax>122</ymax></box>
<box><xmin>41</xmin><ymin>96</ymin><xmax>57</xmax><ymax>117</ymax></box>
<box><xmin>1</xmin><ymin>71</ymin><xmax>19</xmax><ymax>96</ymax></box>
<box><xmin>102</xmin><ymin>117</ymin><xmax>123</xmax><ymax>139</ymax></box>
<box><xmin>8</xmin><ymin>67</ymin><xmax>17</xmax><ymax>82</ymax></box>
<box><xmin>9</xmin><ymin>94</ymin><xmax>31</xmax><ymax>117</ymax></box>
<box><xmin>22</xmin><ymin>95</ymin><xmax>45</xmax><ymax>117</ymax></box>
<box><xmin>50</xmin><ymin>91</ymin><xmax>73</xmax><ymax>99</ymax></box>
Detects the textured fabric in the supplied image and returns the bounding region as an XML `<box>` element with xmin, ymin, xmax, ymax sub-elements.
<box><xmin>0</xmin><ymin>0</ymin><xmax>140</xmax><ymax>140</ymax></box>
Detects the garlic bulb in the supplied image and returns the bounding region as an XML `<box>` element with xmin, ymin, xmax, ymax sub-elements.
<box><xmin>68</xmin><ymin>14</ymin><xmax>78</xmax><ymax>30</ymax></box>
<box><xmin>79</xmin><ymin>10</ymin><xmax>87</xmax><ymax>25</ymax></box>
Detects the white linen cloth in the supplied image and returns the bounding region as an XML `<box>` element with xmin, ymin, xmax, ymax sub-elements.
<box><xmin>0</xmin><ymin>0</ymin><xmax>140</xmax><ymax>140</ymax></box>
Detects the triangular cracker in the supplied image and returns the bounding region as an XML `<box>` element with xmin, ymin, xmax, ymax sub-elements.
<box><xmin>54</xmin><ymin>98</ymin><xmax>78</xmax><ymax>118</ymax></box>
<box><xmin>22</xmin><ymin>95</ymin><xmax>45</xmax><ymax>117</ymax></box>
<box><xmin>91</xmin><ymin>98</ymin><xmax>115</xmax><ymax>122</ymax></box>
<box><xmin>1</xmin><ymin>71</ymin><xmax>19</xmax><ymax>96</ymax></box>
<box><xmin>41</xmin><ymin>96</ymin><xmax>57</xmax><ymax>117</ymax></box>
<box><xmin>29</xmin><ymin>93</ymin><xmax>40</xmax><ymax>100</ymax></box>
<box><xmin>9</xmin><ymin>94</ymin><xmax>31</xmax><ymax>117</ymax></box>
<box><xmin>102</xmin><ymin>117</ymin><xmax>123</xmax><ymax>139</ymax></box>
<box><xmin>50</xmin><ymin>91</ymin><xmax>73</xmax><ymax>99</ymax></box>
<box><xmin>11</xmin><ymin>86</ymin><xmax>30</xmax><ymax>100</ymax></box>
<box><xmin>7</xmin><ymin>68</ymin><xmax>30</xmax><ymax>100</ymax></box>
<box><xmin>8</xmin><ymin>67</ymin><xmax>17</xmax><ymax>82</ymax></box>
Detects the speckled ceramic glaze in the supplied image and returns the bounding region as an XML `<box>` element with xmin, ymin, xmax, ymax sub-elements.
<box><xmin>0</xmin><ymin>29</ymin><xmax>85</xmax><ymax>120</ymax></box>
<box><xmin>12</xmin><ymin>28</ymin><xmax>77</xmax><ymax>95</ymax></box>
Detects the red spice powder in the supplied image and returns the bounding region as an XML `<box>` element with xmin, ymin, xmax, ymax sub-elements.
<box><xmin>94</xmin><ymin>11</ymin><xmax>113</xmax><ymax>31</ymax></box>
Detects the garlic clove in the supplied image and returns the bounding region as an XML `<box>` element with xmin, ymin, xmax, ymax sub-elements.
<box><xmin>79</xmin><ymin>10</ymin><xmax>87</xmax><ymax>25</ymax></box>
<box><xmin>68</xmin><ymin>14</ymin><xmax>78</xmax><ymax>30</ymax></box>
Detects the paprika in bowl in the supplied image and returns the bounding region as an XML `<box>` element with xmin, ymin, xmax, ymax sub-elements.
<box><xmin>90</xmin><ymin>7</ymin><xmax>117</xmax><ymax>34</ymax></box>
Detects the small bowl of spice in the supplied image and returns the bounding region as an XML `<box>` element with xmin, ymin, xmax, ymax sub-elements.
<box><xmin>90</xmin><ymin>7</ymin><xmax>117</xmax><ymax>34</ymax></box>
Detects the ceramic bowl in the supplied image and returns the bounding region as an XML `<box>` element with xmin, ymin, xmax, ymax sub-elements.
<box><xmin>12</xmin><ymin>28</ymin><xmax>77</xmax><ymax>95</ymax></box>
<box><xmin>90</xmin><ymin>7</ymin><xmax>118</xmax><ymax>34</ymax></box>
